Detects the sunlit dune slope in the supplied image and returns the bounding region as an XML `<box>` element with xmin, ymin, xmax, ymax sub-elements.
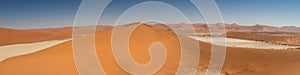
<box><xmin>0</xmin><ymin>27</ymin><xmax>70</xmax><ymax>46</ymax></box>
<box><xmin>0</xmin><ymin>24</ymin><xmax>183</xmax><ymax>75</ymax></box>
<box><xmin>0</xmin><ymin>26</ymin><xmax>112</xmax><ymax>46</ymax></box>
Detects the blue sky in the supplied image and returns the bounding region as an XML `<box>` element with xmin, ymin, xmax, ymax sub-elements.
<box><xmin>0</xmin><ymin>0</ymin><xmax>299</xmax><ymax>29</ymax></box>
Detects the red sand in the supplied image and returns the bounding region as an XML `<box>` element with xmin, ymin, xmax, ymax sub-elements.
<box><xmin>1</xmin><ymin>24</ymin><xmax>300</xmax><ymax>75</ymax></box>
<box><xmin>0</xmin><ymin>26</ymin><xmax>112</xmax><ymax>46</ymax></box>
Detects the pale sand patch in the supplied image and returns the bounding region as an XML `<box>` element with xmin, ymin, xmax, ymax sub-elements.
<box><xmin>188</xmin><ymin>36</ymin><xmax>300</xmax><ymax>49</ymax></box>
<box><xmin>196</xmin><ymin>70</ymin><xmax>228</xmax><ymax>75</ymax></box>
<box><xmin>0</xmin><ymin>39</ymin><xmax>71</xmax><ymax>62</ymax></box>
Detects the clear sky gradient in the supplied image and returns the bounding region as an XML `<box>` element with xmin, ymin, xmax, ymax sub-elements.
<box><xmin>0</xmin><ymin>0</ymin><xmax>299</xmax><ymax>29</ymax></box>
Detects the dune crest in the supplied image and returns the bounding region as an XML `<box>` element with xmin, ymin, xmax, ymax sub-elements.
<box><xmin>0</xmin><ymin>24</ymin><xmax>184</xmax><ymax>75</ymax></box>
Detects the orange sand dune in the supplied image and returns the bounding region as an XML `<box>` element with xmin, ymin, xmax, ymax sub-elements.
<box><xmin>0</xmin><ymin>26</ymin><xmax>112</xmax><ymax>46</ymax></box>
<box><xmin>1</xmin><ymin>24</ymin><xmax>300</xmax><ymax>75</ymax></box>
<box><xmin>0</xmin><ymin>27</ymin><xmax>70</xmax><ymax>46</ymax></box>
<box><xmin>0</xmin><ymin>24</ymin><xmax>182</xmax><ymax>75</ymax></box>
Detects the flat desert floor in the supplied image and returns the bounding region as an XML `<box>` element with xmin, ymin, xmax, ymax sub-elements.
<box><xmin>188</xmin><ymin>36</ymin><xmax>300</xmax><ymax>49</ymax></box>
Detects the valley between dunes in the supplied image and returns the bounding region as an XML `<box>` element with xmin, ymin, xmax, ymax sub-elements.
<box><xmin>1</xmin><ymin>24</ymin><xmax>300</xmax><ymax>75</ymax></box>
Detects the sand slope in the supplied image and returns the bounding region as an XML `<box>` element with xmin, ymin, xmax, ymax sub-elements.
<box><xmin>0</xmin><ymin>24</ymin><xmax>183</xmax><ymax>75</ymax></box>
<box><xmin>0</xmin><ymin>26</ymin><xmax>112</xmax><ymax>46</ymax></box>
<box><xmin>0</xmin><ymin>27</ymin><xmax>70</xmax><ymax>46</ymax></box>
<box><xmin>0</xmin><ymin>39</ymin><xmax>70</xmax><ymax>62</ymax></box>
<box><xmin>1</xmin><ymin>24</ymin><xmax>300</xmax><ymax>75</ymax></box>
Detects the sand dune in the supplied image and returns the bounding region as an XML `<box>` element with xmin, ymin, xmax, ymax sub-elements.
<box><xmin>0</xmin><ymin>26</ymin><xmax>112</xmax><ymax>46</ymax></box>
<box><xmin>1</xmin><ymin>24</ymin><xmax>300</xmax><ymax>75</ymax></box>
<box><xmin>0</xmin><ymin>39</ymin><xmax>70</xmax><ymax>62</ymax></box>
<box><xmin>0</xmin><ymin>24</ymin><xmax>183</xmax><ymax>75</ymax></box>
<box><xmin>0</xmin><ymin>27</ymin><xmax>70</xmax><ymax>46</ymax></box>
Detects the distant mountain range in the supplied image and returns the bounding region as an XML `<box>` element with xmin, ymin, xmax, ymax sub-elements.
<box><xmin>1</xmin><ymin>23</ymin><xmax>299</xmax><ymax>45</ymax></box>
<box><xmin>153</xmin><ymin>23</ymin><xmax>300</xmax><ymax>32</ymax></box>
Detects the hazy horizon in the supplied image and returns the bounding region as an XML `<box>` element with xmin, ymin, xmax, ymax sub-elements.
<box><xmin>1</xmin><ymin>22</ymin><xmax>298</xmax><ymax>30</ymax></box>
<box><xmin>1</xmin><ymin>0</ymin><xmax>300</xmax><ymax>29</ymax></box>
